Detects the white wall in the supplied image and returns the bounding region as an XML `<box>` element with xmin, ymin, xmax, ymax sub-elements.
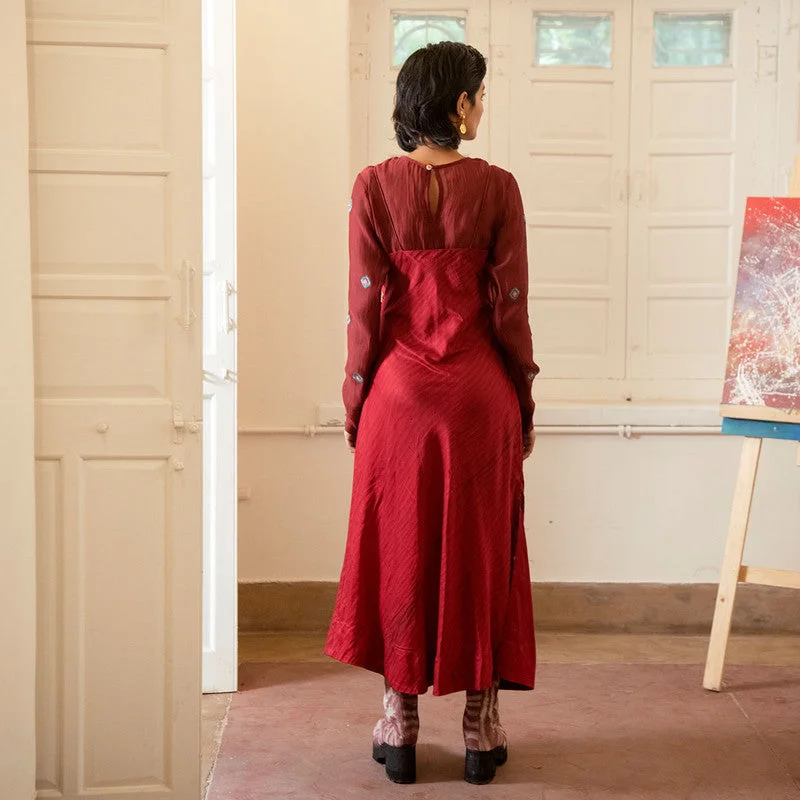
<box><xmin>236</xmin><ymin>0</ymin><xmax>352</xmax><ymax>577</ymax></box>
<box><xmin>237</xmin><ymin>0</ymin><xmax>350</xmax><ymax>427</ymax></box>
<box><xmin>239</xmin><ymin>430</ymin><xmax>800</xmax><ymax>583</ymax></box>
<box><xmin>0</xmin><ymin>2</ymin><xmax>37</xmax><ymax>797</ymax></box>
<box><xmin>237</xmin><ymin>1</ymin><xmax>800</xmax><ymax>585</ymax></box>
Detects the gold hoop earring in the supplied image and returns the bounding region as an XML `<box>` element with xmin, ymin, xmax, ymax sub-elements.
<box><xmin>459</xmin><ymin>115</ymin><xmax>467</xmax><ymax>136</ymax></box>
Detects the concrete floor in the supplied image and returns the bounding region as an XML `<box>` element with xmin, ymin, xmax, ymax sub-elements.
<box><xmin>202</xmin><ymin>692</ymin><xmax>232</xmax><ymax>799</ymax></box>
<box><xmin>201</xmin><ymin>633</ymin><xmax>800</xmax><ymax>798</ymax></box>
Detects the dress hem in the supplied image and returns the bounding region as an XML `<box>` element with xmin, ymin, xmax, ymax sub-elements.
<box><xmin>322</xmin><ymin>642</ymin><xmax>535</xmax><ymax>697</ymax></box>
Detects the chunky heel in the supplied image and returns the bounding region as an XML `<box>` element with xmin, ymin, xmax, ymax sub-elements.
<box><xmin>464</xmin><ymin>746</ymin><xmax>507</xmax><ymax>785</ymax></box>
<box><xmin>373</xmin><ymin>743</ymin><xmax>416</xmax><ymax>784</ymax></box>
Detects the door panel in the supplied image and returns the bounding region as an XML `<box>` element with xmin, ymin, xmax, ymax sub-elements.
<box><xmin>509</xmin><ymin>0</ymin><xmax>632</xmax><ymax>380</ymax></box>
<box><xmin>627</xmin><ymin>0</ymin><xmax>779</xmax><ymax>383</ymax></box>
<box><xmin>30</xmin><ymin>0</ymin><xmax>202</xmax><ymax>797</ymax></box>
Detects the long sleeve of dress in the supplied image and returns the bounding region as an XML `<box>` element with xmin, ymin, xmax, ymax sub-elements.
<box><xmin>487</xmin><ymin>172</ymin><xmax>539</xmax><ymax>434</ymax></box>
<box><xmin>342</xmin><ymin>170</ymin><xmax>391</xmax><ymax>438</ymax></box>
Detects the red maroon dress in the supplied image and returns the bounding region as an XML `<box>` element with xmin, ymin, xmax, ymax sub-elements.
<box><xmin>324</xmin><ymin>156</ymin><xmax>539</xmax><ymax>697</ymax></box>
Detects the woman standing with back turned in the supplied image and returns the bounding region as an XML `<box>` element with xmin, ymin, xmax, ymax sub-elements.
<box><xmin>324</xmin><ymin>41</ymin><xmax>539</xmax><ymax>786</ymax></box>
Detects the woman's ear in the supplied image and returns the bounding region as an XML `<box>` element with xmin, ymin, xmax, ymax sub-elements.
<box><xmin>456</xmin><ymin>90</ymin><xmax>469</xmax><ymax>116</ymax></box>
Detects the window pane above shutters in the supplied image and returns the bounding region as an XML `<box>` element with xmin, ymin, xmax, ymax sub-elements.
<box><xmin>534</xmin><ymin>13</ymin><xmax>613</xmax><ymax>68</ymax></box>
<box><xmin>653</xmin><ymin>13</ymin><xmax>732</xmax><ymax>67</ymax></box>
<box><xmin>392</xmin><ymin>14</ymin><xmax>466</xmax><ymax>68</ymax></box>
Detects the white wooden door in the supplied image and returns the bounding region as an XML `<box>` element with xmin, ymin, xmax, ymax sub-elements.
<box><xmin>29</xmin><ymin>1</ymin><xmax>203</xmax><ymax>797</ymax></box>
<box><xmin>202</xmin><ymin>0</ymin><xmax>239</xmax><ymax>695</ymax></box>
<box><xmin>509</xmin><ymin>0</ymin><xmax>632</xmax><ymax>381</ymax></box>
<box><xmin>627</xmin><ymin>0</ymin><xmax>779</xmax><ymax>386</ymax></box>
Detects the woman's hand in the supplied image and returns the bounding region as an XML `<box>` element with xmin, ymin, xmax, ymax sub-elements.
<box><xmin>522</xmin><ymin>429</ymin><xmax>535</xmax><ymax>461</ymax></box>
<box><xmin>344</xmin><ymin>428</ymin><xmax>356</xmax><ymax>454</ymax></box>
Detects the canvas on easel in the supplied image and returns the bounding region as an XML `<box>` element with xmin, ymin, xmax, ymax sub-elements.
<box><xmin>721</xmin><ymin>197</ymin><xmax>800</xmax><ymax>424</ymax></box>
<box><xmin>704</xmin><ymin>188</ymin><xmax>800</xmax><ymax>692</ymax></box>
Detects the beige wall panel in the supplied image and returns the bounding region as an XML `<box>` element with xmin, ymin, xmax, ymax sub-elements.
<box><xmin>28</xmin><ymin>45</ymin><xmax>165</xmax><ymax>151</ymax></box>
<box><xmin>647</xmin><ymin>298</ymin><xmax>729</xmax><ymax>357</ymax></box>
<box><xmin>649</xmin><ymin>154</ymin><xmax>733</xmax><ymax>214</ymax></box>
<box><xmin>651</xmin><ymin>82</ymin><xmax>735</xmax><ymax>141</ymax></box>
<box><xmin>33</xmin><ymin>298</ymin><xmax>169</xmax><ymax>399</ymax></box>
<box><xmin>649</xmin><ymin>227</ymin><xmax>731</xmax><ymax>285</ymax></box>
<box><xmin>35</xmin><ymin>458</ymin><xmax>64</xmax><ymax>795</ymax></box>
<box><xmin>530</xmin><ymin>227</ymin><xmax>611</xmax><ymax>285</ymax></box>
<box><xmin>529</xmin><ymin>155</ymin><xmax>614</xmax><ymax>214</ymax></box>
<box><xmin>531</xmin><ymin>298</ymin><xmax>610</xmax><ymax>357</ymax></box>
<box><xmin>28</xmin><ymin>0</ymin><xmax>166</xmax><ymax>23</ymax></box>
<box><xmin>530</xmin><ymin>82</ymin><xmax>615</xmax><ymax>141</ymax></box>
<box><xmin>30</xmin><ymin>174</ymin><xmax>167</xmax><ymax>275</ymax></box>
<box><xmin>82</xmin><ymin>459</ymin><xmax>169</xmax><ymax>790</ymax></box>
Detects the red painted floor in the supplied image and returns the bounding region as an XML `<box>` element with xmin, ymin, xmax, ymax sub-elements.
<box><xmin>208</xmin><ymin>662</ymin><xmax>800</xmax><ymax>799</ymax></box>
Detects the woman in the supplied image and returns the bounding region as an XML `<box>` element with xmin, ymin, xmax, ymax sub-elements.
<box><xmin>324</xmin><ymin>41</ymin><xmax>538</xmax><ymax>786</ymax></box>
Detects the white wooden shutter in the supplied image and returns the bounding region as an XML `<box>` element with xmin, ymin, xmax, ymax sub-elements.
<box><xmin>627</xmin><ymin>0</ymin><xmax>779</xmax><ymax>392</ymax></box>
<box><xmin>508</xmin><ymin>0</ymin><xmax>632</xmax><ymax>381</ymax></box>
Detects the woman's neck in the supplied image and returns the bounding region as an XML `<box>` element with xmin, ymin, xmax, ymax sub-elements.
<box><xmin>407</xmin><ymin>145</ymin><xmax>465</xmax><ymax>166</ymax></box>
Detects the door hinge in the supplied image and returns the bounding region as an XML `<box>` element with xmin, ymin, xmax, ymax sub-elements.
<box><xmin>225</xmin><ymin>281</ymin><xmax>238</xmax><ymax>332</ymax></box>
<box><xmin>203</xmin><ymin>368</ymin><xmax>237</xmax><ymax>384</ymax></box>
<box><xmin>757</xmin><ymin>43</ymin><xmax>778</xmax><ymax>80</ymax></box>
<box><xmin>351</xmin><ymin>43</ymin><xmax>370</xmax><ymax>80</ymax></box>
<box><xmin>173</xmin><ymin>404</ymin><xmax>202</xmax><ymax>444</ymax></box>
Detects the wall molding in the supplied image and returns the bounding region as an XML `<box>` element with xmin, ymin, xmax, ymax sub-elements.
<box><xmin>239</xmin><ymin>581</ymin><xmax>800</xmax><ymax>634</ymax></box>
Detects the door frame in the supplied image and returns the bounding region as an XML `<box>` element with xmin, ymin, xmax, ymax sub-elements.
<box><xmin>0</xmin><ymin>2</ymin><xmax>37</xmax><ymax>798</ymax></box>
<box><xmin>202</xmin><ymin>0</ymin><xmax>239</xmax><ymax>694</ymax></box>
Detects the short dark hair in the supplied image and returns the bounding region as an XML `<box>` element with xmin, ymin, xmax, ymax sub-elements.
<box><xmin>393</xmin><ymin>41</ymin><xmax>487</xmax><ymax>153</ymax></box>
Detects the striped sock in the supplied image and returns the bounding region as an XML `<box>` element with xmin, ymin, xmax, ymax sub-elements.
<box><xmin>463</xmin><ymin>678</ymin><xmax>508</xmax><ymax>751</ymax></box>
<box><xmin>373</xmin><ymin>679</ymin><xmax>419</xmax><ymax>748</ymax></box>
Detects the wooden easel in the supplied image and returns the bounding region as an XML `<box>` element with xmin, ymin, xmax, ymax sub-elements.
<box><xmin>703</xmin><ymin>157</ymin><xmax>800</xmax><ymax>691</ymax></box>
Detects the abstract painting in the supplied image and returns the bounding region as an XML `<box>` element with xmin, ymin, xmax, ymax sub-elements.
<box><xmin>721</xmin><ymin>197</ymin><xmax>800</xmax><ymax>423</ymax></box>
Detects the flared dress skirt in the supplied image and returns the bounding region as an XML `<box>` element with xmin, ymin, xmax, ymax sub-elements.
<box><xmin>324</xmin><ymin>244</ymin><xmax>536</xmax><ymax>696</ymax></box>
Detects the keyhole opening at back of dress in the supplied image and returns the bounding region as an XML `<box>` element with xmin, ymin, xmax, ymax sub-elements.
<box><xmin>428</xmin><ymin>170</ymin><xmax>440</xmax><ymax>216</ymax></box>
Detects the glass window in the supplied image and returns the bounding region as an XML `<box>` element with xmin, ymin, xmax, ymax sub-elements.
<box><xmin>534</xmin><ymin>13</ymin><xmax>613</xmax><ymax>68</ymax></box>
<box><xmin>654</xmin><ymin>13</ymin><xmax>732</xmax><ymax>67</ymax></box>
<box><xmin>392</xmin><ymin>13</ymin><xmax>466</xmax><ymax>68</ymax></box>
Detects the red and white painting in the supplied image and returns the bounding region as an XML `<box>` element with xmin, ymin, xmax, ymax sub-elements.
<box><xmin>722</xmin><ymin>197</ymin><xmax>800</xmax><ymax>421</ymax></box>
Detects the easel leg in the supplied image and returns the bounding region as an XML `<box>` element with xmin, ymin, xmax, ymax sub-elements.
<box><xmin>703</xmin><ymin>437</ymin><xmax>762</xmax><ymax>691</ymax></box>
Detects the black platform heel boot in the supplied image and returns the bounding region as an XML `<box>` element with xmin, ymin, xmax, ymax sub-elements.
<box><xmin>372</xmin><ymin>679</ymin><xmax>419</xmax><ymax>784</ymax></box>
